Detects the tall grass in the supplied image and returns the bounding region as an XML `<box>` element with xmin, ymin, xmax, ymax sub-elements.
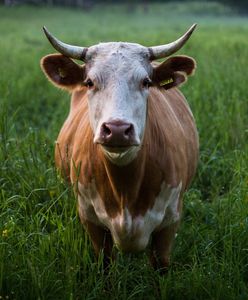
<box><xmin>0</xmin><ymin>3</ymin><xmax>247</xmax><ymax>299</ymax></box>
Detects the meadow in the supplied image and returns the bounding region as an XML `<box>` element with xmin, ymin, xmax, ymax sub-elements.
<box><xmin>0</xmin><ymin>2</ymin><xmax>247</xmax><ymax>299</ymax></box>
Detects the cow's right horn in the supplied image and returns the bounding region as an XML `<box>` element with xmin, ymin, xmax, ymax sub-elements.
<box><xmin>148</xmin><ymin>24</ymin><xmax>197</xmax><ymax>60</ymax></box>
<box><xmin>43</xmin><ymin>27</ymin><xmax>88</xmax><ymax>61</ymax></box>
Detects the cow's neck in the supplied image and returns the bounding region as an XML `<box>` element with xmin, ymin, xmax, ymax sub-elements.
<box><xmin>104</xmin><ymin>147</ymin><xmax>145</xmax><ymax>204</ymax></box>
<box><xmin>92</xmin><ymin>145</ymin><xmax>149</xmax><ymax>217</ymax></box>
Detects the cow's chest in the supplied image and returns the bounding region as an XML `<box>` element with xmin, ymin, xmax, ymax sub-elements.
<box><xmin>78</xmin><ymin>181</ymin><xmax>182</xmax><ymax>252</ymax></box>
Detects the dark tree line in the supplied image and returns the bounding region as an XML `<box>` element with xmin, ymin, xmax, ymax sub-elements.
<box><xmin>1</xmin><ymin>0</ymin><xmax>248</xmax><ymax>13</ymax></box>
<box><xmin>2</xmin><ymin>0</ymin><xmax>94</xmax><ymax>9</ymax></box>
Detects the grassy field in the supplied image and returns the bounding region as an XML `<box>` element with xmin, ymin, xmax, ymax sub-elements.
<box><xmin>0</xmin><ymin>2</ymin><xmax>248</xmax><ymax>299</ymax></box>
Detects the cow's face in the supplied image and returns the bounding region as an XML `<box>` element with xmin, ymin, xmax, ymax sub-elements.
<box><xmin>84</xmin><ymin>43</ymin><xmax>152</xmax><ymax>164</ymax></box>
<box><xmin>41</xmin><ymin>26</ymin><xmax>196</xmax><ymax>165</ymax></box>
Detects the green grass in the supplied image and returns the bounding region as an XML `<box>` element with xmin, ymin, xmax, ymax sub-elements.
<box><xmin>0</xmin><ymin>2</ymin><xmax>248</xmax><ymax>299</ymax></box>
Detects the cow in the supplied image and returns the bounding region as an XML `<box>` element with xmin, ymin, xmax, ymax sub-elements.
<box><xmin>40</xmin><ymin>24</ymin><xmax>199</xmax><ymax>272</ymax></box>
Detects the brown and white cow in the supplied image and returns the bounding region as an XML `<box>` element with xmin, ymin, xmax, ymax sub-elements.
<box><xmin>41</xmin><ymin>25</ymin><xmax>199</xmax><ymax>271</ymax></box>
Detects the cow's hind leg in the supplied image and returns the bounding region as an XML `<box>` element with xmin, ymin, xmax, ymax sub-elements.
<box><xmin>150</xmin><ymin>221</ymin><xmax>179</xmax><ymax>274</ymax></box>
<box><xmin>83</xmin><ymin>220</ymin><xmax>114</xmax><ymax>270</ymax></box>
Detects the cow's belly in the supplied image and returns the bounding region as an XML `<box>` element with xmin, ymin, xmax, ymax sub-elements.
<box><xmin>78</xmin><ymin>181</ymin><xmax>182</xmax><ymax>252</ymax></box>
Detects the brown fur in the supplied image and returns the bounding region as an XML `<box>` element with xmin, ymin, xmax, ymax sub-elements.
<box><xmin>54</xmin><ymin>86</ymin><xmax>198</xmax><ymax>224</ymax></box>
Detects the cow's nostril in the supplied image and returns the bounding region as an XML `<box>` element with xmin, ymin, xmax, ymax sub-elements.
<box><xmin>102</xmin><ymin>123</ymin><xmax>112</xmax><ymax>137</ymax></box>
<box><xmin>99</xmin><ymin>121</ymin><xmax>136</xmax><ymax>146</ymax></box>
<box><xmin>124</xmin><ymin>124</ymin><xmax>134</xmax><ymax>137</ymax></box>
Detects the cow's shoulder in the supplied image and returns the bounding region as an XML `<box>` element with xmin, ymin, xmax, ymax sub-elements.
<box><xmin>146</xmin><ymin>87</ymin><xmax>198</xmax><ymax>190</ymax></box>
<box><xmin>54</xmin><ymin>88</ymin><xmax>90</xmax><ymax>180</ymax></box>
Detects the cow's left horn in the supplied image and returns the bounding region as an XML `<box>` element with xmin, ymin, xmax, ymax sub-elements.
<box><xmin>43</xmin><ymin>26</ymin><xmax>88</xmax><ymax>61</ymax></box>
<box><xmin>148</xmin><ymin>24</ymin><xmax>197</xmax><ymax>60</ymax></box>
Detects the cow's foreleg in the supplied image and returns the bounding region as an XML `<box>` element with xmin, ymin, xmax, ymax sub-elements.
<box><xmin>149</xmin><ymin>221</ymin><xmax>180</xmax><ymax>274</ymax></box>
<box><xmin>83</xmin><ymin>220</ymin><xmax>114</xmax><ymax>269</ymax></box>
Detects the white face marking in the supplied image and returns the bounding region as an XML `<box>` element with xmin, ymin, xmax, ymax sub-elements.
<box><xmin>85</xmin><ymin>42</ymin><xmax>152</xmax><ymax>165</ymax></box>
<box><xmin>78</xmin><ymin>181</ymin><xmax>182</xmax><ymax>252</ymax></box>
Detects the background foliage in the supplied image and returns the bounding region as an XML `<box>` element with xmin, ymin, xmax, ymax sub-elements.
<box><xmin>0</xmin><ymin>2</ymin><xmax>248</xmax><ymax>299</ymax></box>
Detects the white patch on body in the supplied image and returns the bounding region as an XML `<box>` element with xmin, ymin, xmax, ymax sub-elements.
<box><xmin>78</xmin><ymin>180</ymin><xmax>182</xmax><ymax>252</ymax></box>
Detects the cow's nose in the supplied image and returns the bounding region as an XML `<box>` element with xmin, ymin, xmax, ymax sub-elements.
<box><xmin>99</xmin><ymin>121</ymin><xmax>135</xmax><ymax>147</ymax></box>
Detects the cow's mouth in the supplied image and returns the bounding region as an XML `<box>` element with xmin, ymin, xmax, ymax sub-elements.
<box><xmin>100</xmin><ymin>144</ymin><xmax>140</xmax><ymax>166</ymax></box>
<box><xmin>101</xmin><ymin>144</ymin><xmax>138</xmax><ymax>153</ymax></box>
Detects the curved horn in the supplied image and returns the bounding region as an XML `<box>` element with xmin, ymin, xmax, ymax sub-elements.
<box><xmin>43</xmin><ymin>26</ymin><xmax>88</xmax><ymax>61</ymax></box>
<box><xmin>148</xmin><ymin>24</ymin><xmax>197</xmax><ymax>60</ymax></box>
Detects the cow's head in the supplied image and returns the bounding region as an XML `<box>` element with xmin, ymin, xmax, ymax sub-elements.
<box><xmin>41</xmin><ymin>25</ymin><xmax>196</xmax><ymax>166</ymax></box>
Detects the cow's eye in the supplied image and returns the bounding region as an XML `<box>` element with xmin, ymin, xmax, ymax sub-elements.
<box><xmin>142</xmin><ymin>77</ymin><xmax>152</xmax><ymax>88</ymax></box>
<box><xmin>85</xmin><ymin>79</ymin><xmax>94</xmax><ymax>88</ymax></box>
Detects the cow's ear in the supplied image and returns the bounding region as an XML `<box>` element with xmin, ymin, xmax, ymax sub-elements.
<box><xmin>40</xmin><ymin>54</ymin><xmax>86</xmax><ymax>91</ymax></box>
<box><xmin>152</xmin><ymin>55</ymin><xmax>196</xmax><ymax>90</ymax></box>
